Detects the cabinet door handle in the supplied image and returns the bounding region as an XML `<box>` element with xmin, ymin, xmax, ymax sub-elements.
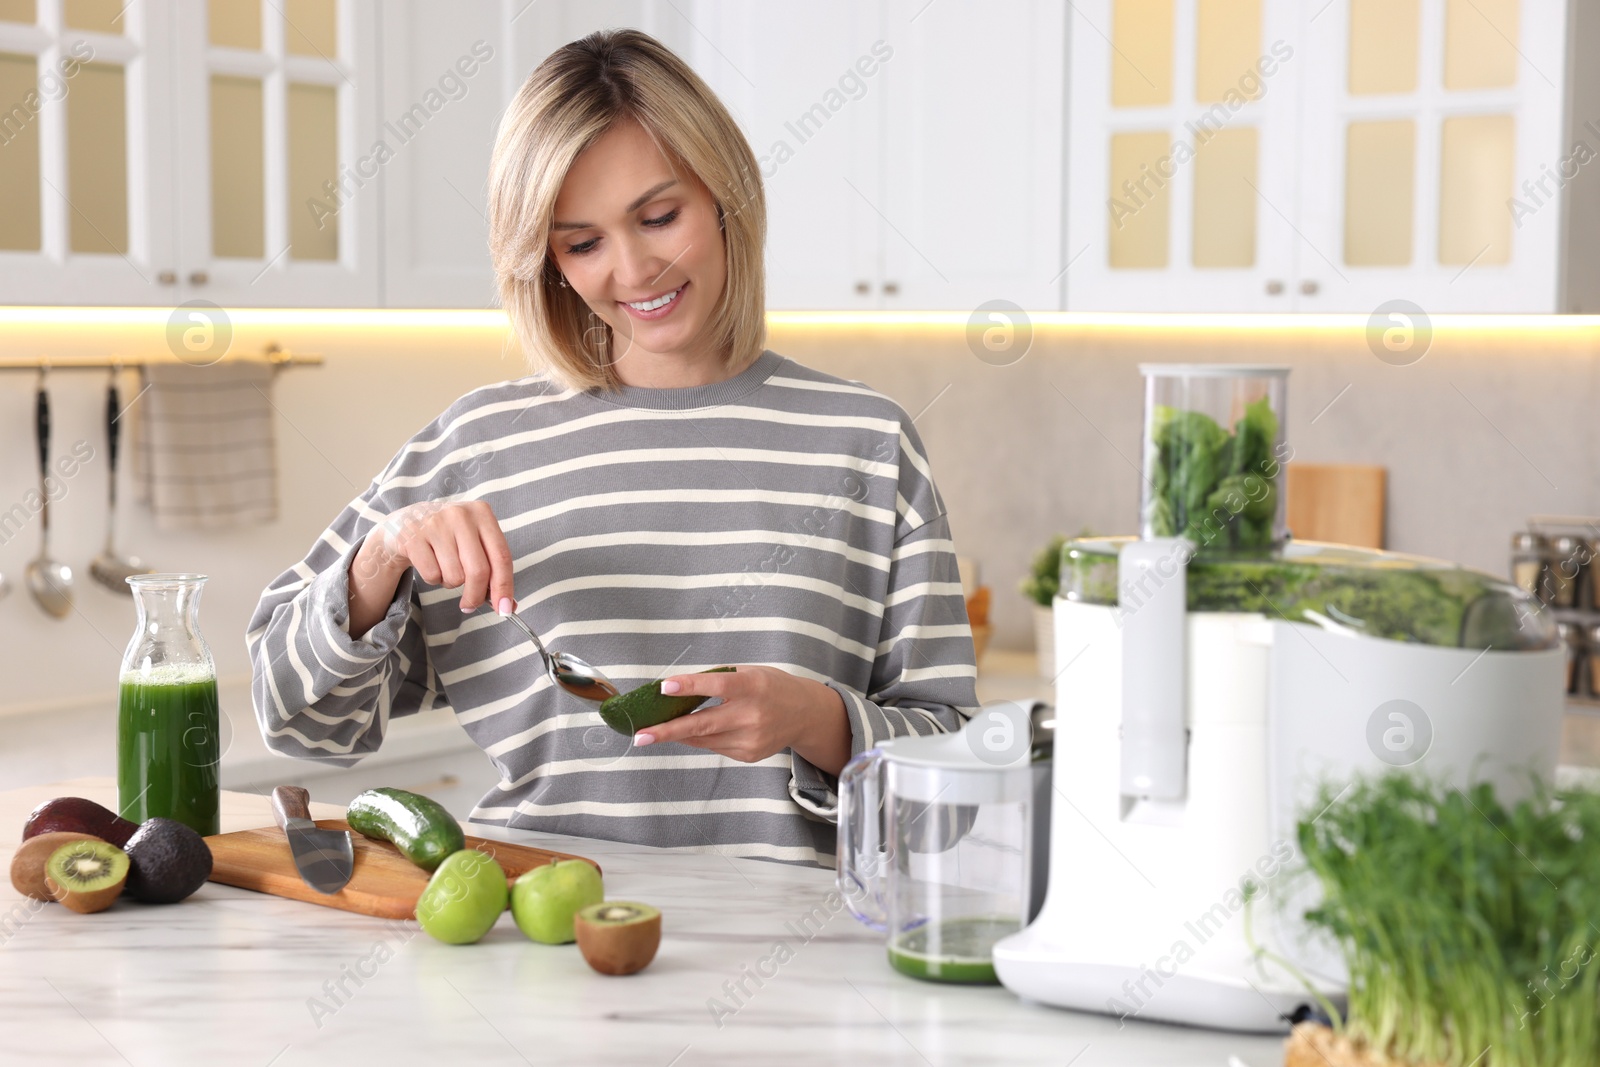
<box><xmin>854</xmin><ymin>280</ymin><xmax>870</xmax><ymax>295</ymax></box>
<box><xmin>158</xmin><ymin>270</ymin><xmax>177</xmax><ymax>286</ymax></box>
<box><xmin>1265</xmin><ymin>279</ymin><xmax>1284</xmax><ymax>295</ymax></box>
<box><xmin>188</xmin><ymin>270</ymin><xmax>209</xmax><ymax>286</ymax></box>
<box><xmin>882</xmin><ymin>281</ymin><xmax>899</xmax><ymax>296</ymax></box>
<box><xmin>1300</xmin><ymin>279</ymin><xmax>1319</xmax><ymax>295</ymax></box>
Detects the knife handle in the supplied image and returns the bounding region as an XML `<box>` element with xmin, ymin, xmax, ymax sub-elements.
<box><xmin>272</xmin><ymin>785</ymin><xmax>313</xmax><ymax>830</ymax></box>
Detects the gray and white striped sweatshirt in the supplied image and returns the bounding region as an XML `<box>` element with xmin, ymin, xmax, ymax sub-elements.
<box><xmin>245</xmin><ymin>348</ymin><xmax>980</xmax><ymax>867</ymax></box>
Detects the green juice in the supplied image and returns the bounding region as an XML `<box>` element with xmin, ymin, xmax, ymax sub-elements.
<box><xmin>117</xmin><ymin>666</ymin><xmax>221</xmax><ymax>836</ymax></box>
<box><xmin>886</xmin><ymin>916</ymin><xmax>1020</xmax><ymax>984</ymax></box>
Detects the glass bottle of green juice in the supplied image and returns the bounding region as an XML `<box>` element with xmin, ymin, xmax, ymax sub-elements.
<box><xmin>118</xmin><ymin>574</ymin><xmax>220</xmax><ymax>836</ymax></box>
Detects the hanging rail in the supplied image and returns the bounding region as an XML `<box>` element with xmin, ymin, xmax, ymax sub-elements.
<box><xmin>0</xmin><ymin>343</ymin><xmax>323</xmax><ymax>371</ymax></box>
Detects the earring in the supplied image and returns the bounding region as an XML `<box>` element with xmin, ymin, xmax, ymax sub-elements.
<box><xmin>559</xmin><ymin>276</ymin><xmax>569</xmax><ymax>288</ymax></box>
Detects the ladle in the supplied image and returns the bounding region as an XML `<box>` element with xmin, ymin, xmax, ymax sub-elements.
<box><xmin>89</xmin><ymin>371</ymin><xmax>154</xmax><ymax>593</ymax></box>
<box><xmin>26</xmin><ymin>369</ymin><xmax>72</xmax><ymax>619</ymax></box>
<box><xmin>493</xmin><ymin>606</ymin><xmax>620</xmax><ymax>704</ymax></box>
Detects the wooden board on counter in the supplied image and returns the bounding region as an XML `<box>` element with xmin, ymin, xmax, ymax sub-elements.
<box><xmin>1287</xmin><ymin>463</ymin><xmax>1386</xmax><ymax>549</ymax></box>
<box><xmin>204</xmin><ymin>819</ymin><xmax>599</xmax><ymax>919</ymax></box>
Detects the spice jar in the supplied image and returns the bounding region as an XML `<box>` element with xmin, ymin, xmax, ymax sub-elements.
<box><xmin>1559</xmin><ymin>622</ymin><xmax>1583</xmax><ymax>694</ymax></box>
<box><xmin>1510</xmin><ymin>531</ymin><xmax>1546</xmax><ymax>598</ymax></box>
<box><xmin>1588</xmin><ymin>623</ymin><xmax>1600</xmax><ymax>697</ymax></box>
<box><xmin>1543</xmin><ymin>535</ymin><xmax>1584</xmax><ymax>608</ymax></box>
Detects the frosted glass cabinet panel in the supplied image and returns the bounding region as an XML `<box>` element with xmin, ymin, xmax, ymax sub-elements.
<box><xmin>1113</xmin><ymin>0</ymin><xmax>1174</xmax><ymax>107</ymax></box>
<box><xmin>1343</xmin><ymin>120</ymin><xmax>1415</xmax><ymax>267</ymax></box>
<box><xmin>1348</xmin><ymin>0</ymin><xmax>1419</xmax><ymax>95</ymax></box>
<box><xmin>1068</xmin><ymin>0</ymin><xmax>1572</xmax><ymax>311</ymax></box>
<box><xmin>0</xmin><ymin>51</ymin><xmax>42</xmax><ymax>251</ymax></box>
<box><xmin>1191</xmin><ymin>126</ymin><xmax>1257</xmax><ymax>268</ymax></box>
<box><xmin>209</xmin><ymin>75</ymin><xmax>265</xmax><ymax>259</ymax></box>
<box><xmin>65</xmin><ymin>61</ymin><xmax>128</xmax><ymax>254</ymax></box>
<box><xmin>284</xmin><ymin>0</ymin><xmax>336</xmax><ymax>57</ymax></box>
<box><xmin>285</xmin><ymin>81</ymin><xmax>338</xmax><ymax>262</ymax></box>
<box><xmin>63</xmin><ymin>0</ymin><xmax>123</xmax><ymax>34</ymax></box>
<box><xmin>207</xmin><ymin>0</ymin><xmax>260</xmax><ymax>50</ymax></box>
<box><xmin>1108</xmin><ymin>132</ymin><xmax>1173</xmax><ymax>269</ymax></box>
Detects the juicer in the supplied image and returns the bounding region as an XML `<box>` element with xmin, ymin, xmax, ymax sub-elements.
<box><xmin>991</xmin><ymin>365</ymin><xmax>1565</xmax><ymax>1031</ymax></box>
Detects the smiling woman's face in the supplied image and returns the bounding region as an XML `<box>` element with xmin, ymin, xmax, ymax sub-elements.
<box><xmin>548</xmin><ymin>119</ymin><xmax>728</xmax><ymax>380</ymax></box>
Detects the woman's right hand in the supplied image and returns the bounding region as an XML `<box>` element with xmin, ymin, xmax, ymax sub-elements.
<box><xmin>349</xmin><ymin>501</ymin><xmax>517</xmax><ymax>633</ymax></box>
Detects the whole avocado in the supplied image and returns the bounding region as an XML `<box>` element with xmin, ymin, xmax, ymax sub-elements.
<box><xmin>124</xmin><ymin>818</ymin><xmax>213</xmax><ymax>903</ymax></box>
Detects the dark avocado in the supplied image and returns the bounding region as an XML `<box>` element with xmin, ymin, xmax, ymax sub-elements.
<box><xmin>124</xmin><ymin>818</ymin><xmax>213</xmax><ymax>904</ymax></box>
<box><xmin>597</xmin><ymin>667</ymin><xmax>735</xmax><ymax>736</ymax></box>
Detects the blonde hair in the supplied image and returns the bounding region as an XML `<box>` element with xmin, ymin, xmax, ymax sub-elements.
<box><xmin>487</xmin><ymin>29</ymin><xmax>766</xmax><ymax>393</ymax></box>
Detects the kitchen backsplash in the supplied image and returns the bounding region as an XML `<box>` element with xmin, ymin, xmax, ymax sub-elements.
<box><xmin>1</xmin><ymin>313</ymin><xmax>1593</xmax><ymax>719</ymax></box>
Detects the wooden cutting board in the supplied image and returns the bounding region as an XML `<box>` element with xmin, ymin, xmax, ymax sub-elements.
<box><xmin>1286</xmin><ymin>463</ymin><xmax>1387</xmax><ymax>549</ymax></box>
<box><xmin>204</xmin><ymin>819</ymin><xmax>599</xmax><ymax>920</ymax></box>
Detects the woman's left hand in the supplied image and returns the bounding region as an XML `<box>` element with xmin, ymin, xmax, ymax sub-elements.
<box><xmin>635</xmin><ymin>665</ymin><xmax>852</xmax><ymax>775</ymax></box>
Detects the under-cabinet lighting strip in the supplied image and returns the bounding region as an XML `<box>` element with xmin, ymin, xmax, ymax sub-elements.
<box><xmin>0</xmin><ymin>307</ymin><xmax>1599</xmax><ymax>334</ymax></box>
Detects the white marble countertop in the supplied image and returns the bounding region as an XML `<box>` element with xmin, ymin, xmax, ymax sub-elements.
<box><xmin>0</xmin><ymin>778</ymin><xmax>1291</xmax><ymax>1067</ymax></box>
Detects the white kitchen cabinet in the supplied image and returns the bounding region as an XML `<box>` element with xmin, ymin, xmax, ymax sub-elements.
<box><xmin>686</xmin><ymin>0</ymin><xmax>1066</xmax><ymax>311</ymax></box>
<box><xmin>171</xmin><ymin>0</ymin><xmax>382</xmax><ymax>307</ymax></box>
<box><xmin>0</xmin><ymin>0</ymin><xmax>177</xmax><ymax>305</ymax></box>
<box><xmin>379</xmin><ymin>0</ymin><xmax>696</xmax><ymax>308</ymax></box>
<box><xmin>1065</xmin><ymin>0</ymin><xmax>1578</xmax><ymax>313</ymax></box>
<box><xmin>6</xmin><ymin>1</ymin><xmax>1068</xmax><ymax>310</ymax></box>
<box><xmin>0</xmin><ymin>0</ymin><xmax>382</xmax><ymax>308</ymax></box>
<box><xmin>878</xmin><ymin>0</ymin><xmax>1067</xmax><ymax>311</ymax></box>
<box><xmin>681</xmin><ymin>0</ymin><xmax>886</xmax><ymax>310</ymax></box>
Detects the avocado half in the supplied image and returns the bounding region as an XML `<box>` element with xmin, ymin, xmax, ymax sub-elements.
<box><xmin>597</xmin><ymin>667</ymin><xmax>735</xmax><ymax>736</ymax></box>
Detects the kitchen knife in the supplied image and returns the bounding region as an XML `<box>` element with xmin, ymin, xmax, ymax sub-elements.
<box><xmin>271</xmin><ymin>785</ymin><xmax>355</xmax><ymax>895</ymax></box>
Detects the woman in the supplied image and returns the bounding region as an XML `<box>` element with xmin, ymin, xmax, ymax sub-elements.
<box><xmin>246</xmin><ymin>29</ymin><xmax>978</xmax><ymax>867</ymax></box>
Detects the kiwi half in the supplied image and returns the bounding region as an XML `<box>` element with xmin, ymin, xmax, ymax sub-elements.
<box><xmin>574</xmin><ymin>901</ymin><xmax>661</xmax><ymax>975</ymax></box>
<box><xmin>44</xmin><ymin>839</ymin><xmax>129</xmax><ymax>914</ymax></box>
<box><xmin>11</xmin><ymin>831</ymin><xmax>103</xmax><ymax>901</ymax></box>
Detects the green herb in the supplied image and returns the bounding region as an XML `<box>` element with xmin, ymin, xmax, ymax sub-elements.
<box><xmin>1148</xmin><ymin>397</ymin><xmax>1279</xmax><ymax>551</ymax></box>
<box><xmin>1019</xmin><ymin>534</ymin><xmax>1068</xmax><ymax>607</ymax></box>
<box><xmin>1058</xmin><ymin>539</ymin><xmax>1554</xmax><ymax>651</ymax></box>
<box><xmin>1296</xmin><ymin>773</ymin><xmax>1600</xmax><ymax>1067</ymax></box>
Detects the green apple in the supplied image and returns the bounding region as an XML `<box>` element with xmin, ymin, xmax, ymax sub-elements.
<box><xmin>415</xmin><ymin>849</ymin><xmax>509</xmax><ymax>945</ymax></box>
<box><xmin>511</xmin><ymin>859</ymin><xmax>604</xmax><ymax>944</ymax></box>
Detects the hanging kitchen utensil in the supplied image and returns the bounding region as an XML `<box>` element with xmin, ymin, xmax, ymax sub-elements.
<box><xmin>26</xmin><ymin>368</ymin><xmax>73</xmax><ymax>618</ymax></box>
<box><xmin>492</xmin><ymin>607</ymin><xmax>620</xmax><ymax>703</ymax></box>
<box><xmin>90</xmin><ymin>369</ymin><xmax>153</xmax><ymax>593</ymax></box>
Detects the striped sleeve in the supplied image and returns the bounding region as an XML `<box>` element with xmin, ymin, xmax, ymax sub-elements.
<box><xmin>790</xmin><ymin>417</ymin><xmax>980</xmax><ymax>818</ymax></box>
<box><xmin>244</xmin><ymin>476</ymin><xmax>440</xmax><ymax>768</ymax></box>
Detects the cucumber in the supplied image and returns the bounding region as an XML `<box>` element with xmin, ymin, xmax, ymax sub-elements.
<box><xmin>597</xmin><ymin>666</ymin><xmax>736</xmax><ymax>736</ymax></box>
<box><xmin>346</xmin><ymin>787</ymin><xmax>465</xmax><ymax>871</ymax></box>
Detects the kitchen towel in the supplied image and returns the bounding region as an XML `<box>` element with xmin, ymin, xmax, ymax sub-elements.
<box><xmin>130</xmin><ymin>360</ymin><xmax>279</xmax><ymax>530</ymax></box>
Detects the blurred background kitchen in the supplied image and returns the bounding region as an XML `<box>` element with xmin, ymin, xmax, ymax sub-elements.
<box><xmin>3</xmin><ymin>0</ymin><xmax>1598</xmax><ymax>813</ymax></box>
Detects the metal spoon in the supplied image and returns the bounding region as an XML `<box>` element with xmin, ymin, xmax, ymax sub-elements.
<box><xmin>90</xmin><ymin>371</ymin><xmax>154</xmax><ymax>593</ymax></box>
<box><xmin>494</xmin><ymin>608</ymin><xmax>620</xmax><ymax>704</ymax></box>
<box><xmin>26</xmin><ymin>370</ymin><xmax>73</xmax><ymax>619</ymax></box>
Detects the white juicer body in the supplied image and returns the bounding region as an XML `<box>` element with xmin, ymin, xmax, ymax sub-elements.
<box><xmin>992</xmin><ymin>588</ymin><xmax>1565</xmax><ymax>1031</ymax></box>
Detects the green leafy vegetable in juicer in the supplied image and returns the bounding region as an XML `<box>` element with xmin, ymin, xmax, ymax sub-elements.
<box><xmin>1059</xmin><ymin>538</ymin><xmax>1559</xmax><ymax>652</ymax></box>
<box><xmin>1149</xmin><ymin>396</ymin><xmax>1279</xmax><ymax>551</ymax></box>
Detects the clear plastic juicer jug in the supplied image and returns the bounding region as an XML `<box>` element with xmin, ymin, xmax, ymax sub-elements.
<box><xmin>837</xmin><ymin>729</ymin><xmax>1037</xmax><ymax>984</ymax></box>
